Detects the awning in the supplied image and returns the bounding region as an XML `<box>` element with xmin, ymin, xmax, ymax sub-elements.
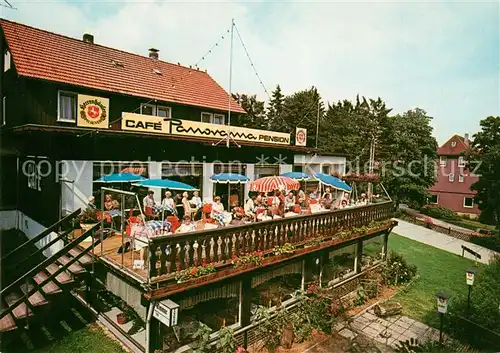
<box><xmin>249</xmin><ymin>176</ymin><xmax>300</xmax><ymax>193</ymax></box>
<box><xmin>280</xmin><ymin>172</ymin><xmax>312</xmax><ymax>181</ymax></box>
<box><xmin>133</xmin><ymin>178</ymin><xmax>198</xmax><ymax>191</ymax></box>
<box><xmin>210</xmin><ymin>173</ymin><xmax>250</xmax><ymax>184</ymax></box>
<box><xmin>94</xmin><ymin>173</ymin><xmax>147</xmax><ymax>183</ymax></box>
<box><xmin>313</xmin><ymin>173</ymin><xmax>352</xmax><ymax>192</ymax></box>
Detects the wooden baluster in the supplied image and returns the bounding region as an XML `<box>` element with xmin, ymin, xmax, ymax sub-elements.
<box><xmin>217</xmin><ymin>236</ymin><xmax>223</xmax><ymax>262</ymax></box>
<box><xmin>238</xmin><ymin>233</ymin><xmax>244</xmax><ymax>255</ymax></box>
<box><xmin>155</xmin><ymin>246</ymin><xmax>162</xmax><ymax>275</ymax></box>
<box><xmin>192</xmin><ymin>240</ymin><xmax>200</xmax><ymax>266</ymax></box>
<box><xmin>175</xmin><ymin>243</ymin><xmax>182</xmax><ymax>272</ymax></box>
<box><xmin>209</xmin><ymin>237</ymin><xmax>215</xmax><ymax>263</ymax></box>
<box><xmin>184</xmin><ymin>241</ymin><xmax>191</xmax><ymax>269</ymax></box>
<box><xmin>232</xmin><ymin>234</ymin><xmax>237</xmax><ymax>255</ymax></box>
<box><xmin>224</xmin><ymin>237</ymin><xmax>230</xmax><ymax>260</ymax></box>
<box><xmin>201</xmin><ymin>241</ymin><xmax>207</xmax><ymax>265</ymax></box>
<box><xmin>165</xmin><ymin>245</ymin><xmax>172</xmax><ymax>274</ymax></box>
<box><xmin>245</xmin><ymin>231</ymin><xmax>251</xmax><ymax>253</ymax></box>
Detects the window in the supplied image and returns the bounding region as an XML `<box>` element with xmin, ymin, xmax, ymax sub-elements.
<box><xmin>254</xmin><ymin>165</ymin><xmax>279</xmax><ymax>179</ymax></box>
<box><xmin>429</xmin><ymin>194</ymin><xmax>438</xmax><ymax>204</ymax></box>
<box><xmin>4</xmin><ymin>50</ymin><xmax>10</xmax><ymax>72</ymax></box>
<box><xmin>463</xmin><ymin>197</ymin><xmax>474</xmax><ymax>208</ymax></box>
<box><xmin>448</xmin><ymin>173</ymin><xmax>455</xmax><ymax>182</ymax></box>
<box><xmin>451</xmin><ymin>141</ymin><xmax>456</xmax><ymax>147</ymax></box>
<box><xmin>2</xmin><ymin>96</ymin><xmax>5</xmax><ymax>126</ymax></box>
<box><xmin>458</xmin><ymin>156</ymin><xmax>465</xmax><ymax>167</ymax></box>
<box><xmin>322</xmin><ymin>165</ymin><xmax>330</xmax><ymax>174</ymax></box>
<box><xmin>57</xmin><ymin>91</ymin><xmax>77</xmax><ymax>122</ymax></box>
<box><xmin>157</xmin><ymin>106</ymin><xmax>171</xmax><ymax>118</ymax></box>
<box><xmin>141</xmin><ymin>103</ymin><xmax>171</xmax><ymax>118</ymax></box>
<box><xmin>439</xmin><ymin>156</ymin><xmax>447</xmax><ymax>166</ymax></box>
<box><xmin>201</xmin><ymin>112</ymin><xmax>225</xmax><ymax>125</ymax></box>
<box><xmin>140</xmin><ymin>103</ymin><xmax>156</xmax><ymax>116</ymax></box>
<box><xmin>459</xmin><ymin>174</ymin><xmax>464</xmax><ymax>183</ymax></box>
<box><xmin>293</xmin><ymin>165</ymin><xmax>303</xmax><ymax>173</ymax></box>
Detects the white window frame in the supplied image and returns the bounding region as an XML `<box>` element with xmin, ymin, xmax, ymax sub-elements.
<box><xmin>201</xmin><ymin>112</ymin><xmax>225</xmax><ymax>125</ymax></box>
<box><xmin>439</xmin><ymin>156</ymin><xmax>447</xmax><ymax>166</ymax></box>
<box><xmin>459</xmin><ymin>174</ymin><xmax>464</xmax><ymax>183</ymax></box>
<box><xmin>463</xmin><ymin>197</ymin><xmax>474</xmax><ymax>208</ymax></box>
<box><xmin>448</xmin><ymin>173</ymin><xmax>455</xmax><ymax>182</ymax></box>
<box><xmin>156</xmin><ymin>105</ymin><xmax>171</xmax><ymax>119</ymax></box>
<box><xmin>429</xmin><ymin>194</ymin><xmax>438</xmax><ymax>204</ymax></box>
<box><xmin>451</xmin><ymin>141</ymin><xmax>456</xmax><ymax>147</ymax></box>
<box><xmin>140</xmin><ymin>103</ymin><xmax>156</xmax><ymax>116</ymax></box>
<box><xmin>57</xmin><ymin>90</ymin><xmax>77</xmax><ymax>123</ymax></box>
<box><xmin>4</xmin><ymin>50</ymin><xmax>11</xmax><ymax>72</ymax></box>
<box><xmin>2</xmin><ymin>96</ymin><xmax>5</xmax><ymax>126</ymax></box>
<box><xmin>458</xmin><ymin>156</ymin><xmax>465</xmax><ymax>167</ymax></box>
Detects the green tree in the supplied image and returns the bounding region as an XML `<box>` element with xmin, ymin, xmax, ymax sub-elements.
<box><xmin>281</xmin><ymin>86</ymin><xmax>325</xmax><ymax>147</ymax></box>
<box><xmin>382</xmin><ymin>108</ymin><xmax>438</xmax><ymax>208</ymax></box>
<box><xmin>231</xmin><ymin>93</ymin><xmax>267</xmax><ymax>129</ymax></box>
<box><xmin>266</xmin><ymin>84</ymin><xmax>285</xmax><ymax>131</ymax></box>
<box><xmin>469</xmin><ymin>116</ymin><xmax>500</xmax><ymax>229</ymax></box>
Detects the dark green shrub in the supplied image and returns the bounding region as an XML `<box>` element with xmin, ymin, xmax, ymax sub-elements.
<box><xmin>420</xmin><ymin>205</ymin><xmax>461</xmax><ymax>221</ymax></box>
<box><xmin>381</xmin><ymin>251</ymin><xmax>417</xmax><ymax>286</ymax></box>
<box><xmin>470</xmin><ymin>235</ymin><xmax>500</xmax><ymax>252</ymax></box>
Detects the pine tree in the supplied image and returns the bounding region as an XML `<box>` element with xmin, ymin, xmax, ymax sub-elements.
<box><xmin>267</xmin><ymin>85</ymin><xmax>285</xmax><ymax>131</ymax></box>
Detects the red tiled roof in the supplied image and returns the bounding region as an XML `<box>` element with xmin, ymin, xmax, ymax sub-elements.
<box><xmin>0</xmin><ymin>19</ymin><xmax>245</xmax><ymax>114</ymax></box>
<box><xmin>437</xmin><ymin>134</ymin><xmax>469</xmax><ymax>156</ymax></box>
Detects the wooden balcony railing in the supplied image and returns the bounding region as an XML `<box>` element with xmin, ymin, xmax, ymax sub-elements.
<box><xmin>147</xmin><ymin>201</ymin><xmax>395</xmax><ymax>281</ymax></box>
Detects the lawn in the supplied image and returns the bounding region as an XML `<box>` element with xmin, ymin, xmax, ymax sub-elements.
<box><xmin>388</xmin><ymin>233</ymin><xmax>483</xmax><ymax>328</ymax></box>
<box><xmin>32</xmin><ymin>324</ymin><xmax>126</xmax><ymax>353</ymax></box>
<box><xmin>446</xmin><ymin>218</ymin><xmax>497</xmax><ymax>232</ymax></box>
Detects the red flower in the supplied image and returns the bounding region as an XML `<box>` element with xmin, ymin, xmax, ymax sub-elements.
<box><xmin>190</xmin><ymin>267</ymin><xmax>198</xmax><ymax>275</ymax></box>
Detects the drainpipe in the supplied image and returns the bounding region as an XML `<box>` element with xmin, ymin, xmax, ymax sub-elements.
<box><xmin>145</xmin><ymin>301</ymin><xmax>155</xmax><ymax>353</ymax></box>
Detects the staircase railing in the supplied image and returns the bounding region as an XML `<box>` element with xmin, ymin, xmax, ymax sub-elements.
<box><xmin>1</xmin><ymin>208</ymin><xmax>81</xmax><ymax>264</ymax></box>
<box><xmin>0</xmin><ymin>222</ymin><xmax>101</xmax><ymax>321</ymax></box>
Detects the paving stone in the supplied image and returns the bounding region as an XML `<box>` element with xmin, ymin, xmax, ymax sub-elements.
<box><xmin>363</xmin><ymin>312</ymin><xmax>378</xmax><ymax>322</ymax></box>
<box><xmin>399</xmin><ymin>316</ymin><xmax>417</xmax><ymax>325</ymax></box>
<box><xmin>394</xmin><ymin>318</ymin><xmax>412</xmax><ymax>329</ymax></box>
<box><xmin>356</xmin><ymin>315</ymin><xmax>374</xmax><ymax>327</ymax></box>
<box><xmin>388</xmin><ymin>324</ymin><xmax>406</xmax><ymax>335</ymax></box>
<box><xmin>363</xmin><ymin>325</ymin><xmax>381</xmax><ymax>337</ymax></box>
<box><xmin>338</xmin><ymin>328</ymin><xmax>357</xmax><ymax>339</ymax></box>
<box><xmin>386</xmin><ymin>315</ymin><xmax>402</xmax><ymax>323</ymax></box>
<box><xmin>411</xmin><ymin>320</ymin><xmax>429</xmax><ymax>330</ymax></box>
<box><xmin>368</xmin><ymin>321</ymin><xmax>387</xmax><ymax>332</ymax></box>
<box><xmin>350</xmin><ymin>321</ymin><xmax>368</xmax><ymax>332</ymax></box>
<box><xmin>333</xmin><ymin>321</ymin><xmax>346</xmax><ymax>332</ymax></box>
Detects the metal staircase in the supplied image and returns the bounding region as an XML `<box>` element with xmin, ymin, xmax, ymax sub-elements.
<box><xmin>0</xmin><ymin>209</ymin><xmax>102</xmax><ymax>336</ymax></box>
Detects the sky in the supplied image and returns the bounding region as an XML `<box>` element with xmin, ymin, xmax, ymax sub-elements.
<box><xmin>1</xmin><ymin>0</ymin><xmax>499</xmax><ymax>144</ymax></box>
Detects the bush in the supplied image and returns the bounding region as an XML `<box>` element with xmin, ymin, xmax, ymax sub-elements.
<box><xmin>420</xmin><ymin>205</ymin><xmax>461</xmax><ymax>221</ymax></box>
<box><xmin>447</xmin><ymin>256</ymin><xmax>500</xmax><ymax>350</ymax></box>
<box><xmin>470</xmin><ymin>235</ymin><xmax>500</xmax><ymax>252</ymax></box>
<box><xmin>381</xmin><ymin>251</ymin><xmax>417</xmax><ymax>286</ymax></box>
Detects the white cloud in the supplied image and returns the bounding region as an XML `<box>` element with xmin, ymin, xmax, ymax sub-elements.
<box><xmin>2</xmin><ymin>0</ymin><xmax>498</xmax><ymax>144</ymax></box>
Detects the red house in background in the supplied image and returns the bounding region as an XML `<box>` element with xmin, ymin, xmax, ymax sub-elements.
<box><xmin>428</xmin><ymin>134</ymin><xmax>480</xmax><ymax>218</ymax></box>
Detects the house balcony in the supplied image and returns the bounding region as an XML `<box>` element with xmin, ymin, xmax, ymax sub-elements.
<box><xmin>88</xmin><ymin>201</ymin><xmax>396</xmax><ymax>299</ymax></box>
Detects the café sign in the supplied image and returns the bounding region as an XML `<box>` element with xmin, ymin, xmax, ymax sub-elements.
<box><xmin>121</xmin><ymin>112</ymin><xmax>292</xmax><ymax>146</ymax></box>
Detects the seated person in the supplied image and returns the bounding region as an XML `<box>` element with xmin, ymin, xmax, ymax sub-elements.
<box><xmin>143</xmin><ymin>191</ymin><xmax>156</xmax><ymax>219</ymax></box>
<box><xmin>257</xmin><ymin>209</ymin><xmax>274</xmax><ymax>221</ymax></box>
<box><xmin>175</xmin><ymin>215</ymin><xmax>197</xmax><ymax>233</ymax></box>
<box><xmin>211</xmin><ymin>196</ymin><xmax>225</xmax><ymax>218</ymax></box>
<box><xmin>87</xmin><ymin>196</ymin><xmax>97</xmax><ymax>210</ymax></box>
<box><xmin>230</xmin><ymin>213</ymin><xmax>246</xmax><ymax>226</ymax></box>
<box><xmin>244</xmin><ymin>195</ymin><xmax>256</xmax><ymax>220</ymax></box>
<box><xmin>284</xmin><ymin>191</ymin><xmax>295</xmax><ymax>211</ymax></box>
<box><xmin>190</xmin><ymin>190</ymin><xmax>203</xmax><ymax>220</ymax></box>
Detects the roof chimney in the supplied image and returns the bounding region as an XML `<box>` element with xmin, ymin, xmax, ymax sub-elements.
<box><xmin>149</xmin><ymin>48</ymin><xmax>159</xmax><ymax>60</ymax></box>
<box><xmin>464</xmin><ymin>133</ymin><xmax>469</xmax><ymax>145</ymax></box>
<box><xmin>83</xmin><ymin>33</ymin><xmax>94</xmax><ymax>44</ymax></box>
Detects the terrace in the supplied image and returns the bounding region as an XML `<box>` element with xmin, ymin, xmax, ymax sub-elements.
<box><xmin>84</xmin><ymin>200</ymin><xmax>396</xmax><ymax>299</ymax></box>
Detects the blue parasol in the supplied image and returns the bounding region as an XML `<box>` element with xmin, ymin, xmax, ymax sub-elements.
<box><xmin>94</xmin><ymin>173</ymin><xmax>147</xmax><ymax>183</ymax></box>
<box><xmin>280</xmin><ymin>172</ymin><xmax>311</xmax><ymax>181</ymax></box>
<box><xmin>133</xmin><ymin>178</ymin><xmax>198</xmax><ymax>191</ymax></box>
<box><xmin>210</xmin><ymin>173</ymin><xmax>250</xmax><ymax>184</ymax></box>
<box><xmin>313</xmin><ymin>173</ymin><xmax>352</xmax><ymax>192</ymax></box>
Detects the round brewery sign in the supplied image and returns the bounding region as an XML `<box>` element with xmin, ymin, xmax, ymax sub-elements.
<box><xmin>80</xmin><ymin>99</ymin><xmax>107</xmax><ymax>125</ymax></box>
<box><xmin>296</xmin><ymin>129</ymin><xmax>306</xmax><ymax>145</ymax></box>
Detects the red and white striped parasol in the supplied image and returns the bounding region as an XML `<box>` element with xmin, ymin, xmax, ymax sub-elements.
<box><xmin>121</xmin><ymin>167</ymin><xmax>145</xmax><ymax>175</ymax></box>
<box><xmin>249</xmin><ymin>176</ymin><xmax>300</xmax><ymax>193</ymax></box>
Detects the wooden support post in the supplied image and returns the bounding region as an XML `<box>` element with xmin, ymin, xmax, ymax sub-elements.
<box><xmin>382</xmin><ymin>231</ymin><xmax>389</xmax><ymax>260</ymax></box>
<box><xmin>355</xmin><ymin>239</ymin><xmax>363</xmax><ymax>273</ymax></box>
<box><xmin>240</xmin><ymin>276</ymin><xmax>252</xmax><ymax>349</ymax></box>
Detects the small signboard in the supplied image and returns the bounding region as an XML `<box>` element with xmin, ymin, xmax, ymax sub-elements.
<box><xmin>466</xmin><ymin>272</ymin><xmax>475</xmax><ymax>286</ymax></box>
<box><xmin>153</xmin><ymin>299</ymin><xmax>179</xmax><ymax>327</ymax></box>
<box><xmin>437</xmin><ymin>297</ymin><xmax>449</xmax><ymax>314</ymax></box>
